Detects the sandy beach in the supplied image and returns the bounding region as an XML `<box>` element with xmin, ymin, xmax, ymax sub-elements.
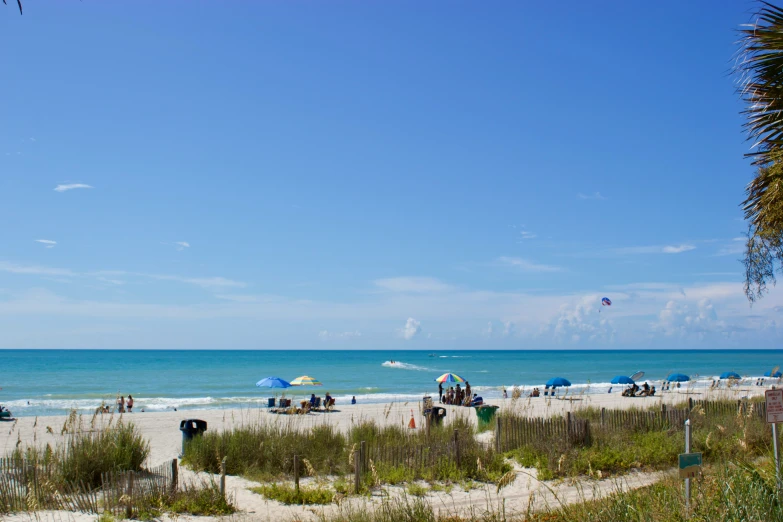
<box><xmin>0</xmin><ymin>384</ymin><xmax>768</xmax><ymax>522</ymax></box>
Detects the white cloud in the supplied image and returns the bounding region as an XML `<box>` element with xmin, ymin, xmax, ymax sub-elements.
<box><xmin>541</xmin><ymin>295</ymin><xmax>616</xmax><ymax>344</ymax></box>
<box><xmin>318</xmin><ymin>330</ymin><xmax>362</xmax><ymax>340</ymax></box>
<box><xmin>484</xmin><ymin>321</ymin><xmax>494</xmax><ymax>337</ymax></box>
<box><xmin>655</xmin><ymin>298</ymin><xmax>724</xmax><ymax>340</ymax></box>
<box><xmin>662</xmin><ymin>244</ymin><xmax>696</xmax><ymax>254</ymax></box>
<box><xmin>612</xmin><ymin>244</ymin><xmax>696</xmax><ymax>255</ymax></box>
<box><xmin>578</xmin><ymin>192</ymin><xmax>606</xmax><ymax>200</ymax></box>
<box><xmin>400</xmin><ymin>317</ymin><xmax>421</xmax><ymax>340</ymax></box>
<box><xmin>148</xmin><ymin>274</ymin><xmax>245</xmax><ymax>289</ymax></box>
<box><xmin>519</xmin><ymin>230</ymin><xmax>537</xmax><ymax>240</ymax></box>
<box><xmin>175</xmin><ymin>242</ymin><xmax>190</xmax><ymax>250</ymax></box>
<box><xmin>497</xmin><ymin>256</ymin><xmax>561</xmax><ymax>272</ymax></box>
<box><xmin>0</xmin><ymin>261</ymin><xmax>73</xmax><ymax>277</ymax></box>
<box><xmin>54</xmin><ymin>184</ymin><xmax>93</xmax><ymax>192</ymax></box>
<box><xmin>374</xmin><ymin>277</ymin><xmax>453</xmax><ymax>293</ymax></box>
<box><xmin>34</xmin><ymin>239</ymin><xmax>57</xmax><ymax>249</ymax></box>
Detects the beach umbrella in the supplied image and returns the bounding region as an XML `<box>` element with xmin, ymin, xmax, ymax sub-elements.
<box><xmin>546</xmin><ymin>377</ymin><xmax>571</xmax><ymax>388</ymax></box>
<box><xmin>765</xmin><ymin>370</ymin><xmax>783</xmax><ymax>378</ymax></box>
<box><xmin>255</xmin><ymin>377</ymin><xmax>291</xmax><ymax>389</ymax></box>
<box><xmin>435</xmin><ymin>373</ymin><xmax>466</xmax><ymax>384</ymax></box>
<box><xmin>630</xmin><ymin>370</ymin><xmax>645</xmax><ymax>381</ymax></box>
<box><xmin>719</xmin><ymin>372</ymin><xmax>741</xmax><ymax>380</ymax></box>
<box><xmin>611</xmin><ymin>375</ymin><xmax>635</xmax><ymax>385</ymax></box>
<box><xmin>666</xmin><ymin>373</ymin><xmax>690</xmax><ymax>382</ymax></box>
<box><xmin>290</xmin><ymin>376</ymin><xmax>323</xmax><ymax>386</ymax></box>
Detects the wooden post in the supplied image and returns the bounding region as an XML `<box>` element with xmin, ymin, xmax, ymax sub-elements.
<box><xmin>293</xmin><ymin>455</ymin><xmax>299</xmax><ymax>494</ymax></box>
<box><xmin>353</xmin><ymin>450</ymin><xmax>361</xmax><ymax>493</ymax></box>
<box><xmin>453</xmin><ymin>429</ymin><xmax>460</xmax><ymax>467</ymax></box>
<box><xmin>170</xmin><ymin>458</ymin><xmax>178</xmax><ymax>494</ymax></box>
<box><xmin>495</xmin><ymin>416</ymin><xmax>502</xmax><ymax>453</ymax></box>
<box><xmin>688</xmin><ymin>397</ymin><xmax>694</xmax><ymax>412</ymax></box>
<box><xmin>360</xmin><ymin>440</ymin><xmax>366</xmax><ymax>473</ymax></box>
<box><xmin>220</xmin><ymin>456</ymin><xmax>227</xmax><ymax>498</ymax></box>
<box><xmin>566</xmin><ymin>412</ymin><xmax>572</xmax><ymax>442</ymax></box>
<box><xmin>426</xmin><ymin>410</ymin><xmax>431</xmax><ymax>438</ymax></box>
<box><xmin>600</xmin><ymin>407</ymin><xmax>605</xmax><ymax>426</ymax></box>
<box><xmin>125</xmin><ymin>473</ymin><xmax>133</xmax><ymax>520</ymax></box>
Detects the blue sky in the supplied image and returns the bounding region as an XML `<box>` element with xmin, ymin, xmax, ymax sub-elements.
<box><xmin>0</xmin><ymin>1</ymin><xmax>778</xmax><ymax>349</ymax></box>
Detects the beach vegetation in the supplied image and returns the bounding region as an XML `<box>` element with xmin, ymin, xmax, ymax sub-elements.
<box><xmin>735</xmin><ymin>2</ymin><xmax>783</xmax><ymax>302</ymax></box>
<box><xmin>313</xmin><ymin>460</ymin><xmax>783</xmax><ymax>522</ymax></box>
<box><xmin>13</xmin><ymin>412</ymin><xmax>149</xmax><ymax>488</ymax></box>
<box><xmin>504</xmin><ymin>399</ymin><xmax>776</xmax><ymax>480</ymax></box>
<box><xmin>252</xmin><ymin>482</ymin><xmax>335</xmax><ymax>505</ymax></box>
<box><xmin>406</xmin><ymin>482</ymin><xmax>429</xmax><ymax>497</ymax></box>
<box><xmin>183</xmin><ymin>413</ymin><xmax>510</xmax><ymax>487</ymax></box>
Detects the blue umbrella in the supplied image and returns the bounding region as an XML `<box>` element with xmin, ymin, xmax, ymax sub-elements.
<box><xmin>256</xmin><ymin>377</ymin><xmax>292</xmax><ymax>388</ymax></box>
<box><xmin>546</xmin><ymin>377</ymin><xmax>571</xmax><ymax>388</ymax></box>
<box><xmin>611</xmin><ymin>375</ymin><xmax>635</xmax><ymax>385</ymax></box>
<box><xmin>720</xmin><ymin>372</ymin><xmax>741</xmax><ymax>380</ymax></box>
<box><xmin>666</xmin><ymin>373</ymin><xmax>690</xmax><ymax>382</ymax></box>
<box><xmin>765</xmin><ymin>370</ymin><xmax>783</xmax><ymax>378</ymax></box>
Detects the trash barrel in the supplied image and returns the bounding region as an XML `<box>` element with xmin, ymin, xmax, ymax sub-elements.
<box><xmin>179</xmin><ymin>419</ymin><xmax>207</xmax><ymax>456</ymax></box>
<box><xmin>474</xmin><ymin>405</ymin><xmax>499</xmax><ymax>430</ymax></box>
<box><xmin>429</xmin><ymin>406</ymin><xmax>446</xmax><ymax>426</ymax></box>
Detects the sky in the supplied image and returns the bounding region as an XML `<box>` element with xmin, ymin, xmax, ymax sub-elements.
<box><xmin>0</xmin><ymin>1</ymin><xmax>780</xmax><ymax>349</ymax></box>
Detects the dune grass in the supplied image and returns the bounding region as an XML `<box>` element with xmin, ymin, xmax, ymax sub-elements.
<box><xmin>13</xmin><ymin>411</ymin><xmax>150</xmax><ymax>488</ymax></box>
<box><xmin>182</xmin><ymin>412</ymin><xmax>509</xmax><ymax>485</ymax></box>
<box><xmin>505</xmin><ymin>399</ymin><xmax>776</xmax><ymax>480</ymax></box>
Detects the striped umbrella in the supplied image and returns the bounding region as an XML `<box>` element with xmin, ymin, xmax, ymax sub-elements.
<box><xmin>290</xmin><ymin>375</ymin><xmax>323</xmax><ymax>386</ymax></box>
<box><xmin>434</xmin><ymin>373</ymin><xmax>466</xmax><ymax>384</ymax></box>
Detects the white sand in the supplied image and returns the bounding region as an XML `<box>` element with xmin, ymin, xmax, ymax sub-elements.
<box><xmin>0</xmin><ymin>385</ymin><xmax>767</xmax><ymax>522</ymax></box>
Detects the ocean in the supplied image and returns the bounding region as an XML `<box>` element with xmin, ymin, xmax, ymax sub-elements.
<box><xmin>4</xmin><ymin>349</ymin><xmax>781</xmax><ymax>417</ymax></box>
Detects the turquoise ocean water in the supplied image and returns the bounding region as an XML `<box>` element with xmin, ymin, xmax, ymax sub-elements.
<box><xmin>4</xmin><ymin>349</ymin><xmax>782</xmax><ymax>417</ymax></box>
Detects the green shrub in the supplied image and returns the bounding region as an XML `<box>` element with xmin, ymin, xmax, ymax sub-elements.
<box><xmin>251</xmin><ymin>483</ymin><xmax>335</xmax><ymax>505</ymax></box>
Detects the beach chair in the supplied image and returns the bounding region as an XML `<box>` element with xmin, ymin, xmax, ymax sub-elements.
<box><xmin>267</xmin><ymin>398</ymin><xmax>276</xmax><ymax>408</ymax></box>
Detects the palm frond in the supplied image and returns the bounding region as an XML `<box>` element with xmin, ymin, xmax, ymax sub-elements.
<box><xmin>737</xmin><ymin>2</ymin><xmax>783</xmax><ymax>165</ymax></box>
<box><xmin>2</xmin><ymin>0</ymin><xmax>22</xmax><ymax>14</ymax></box>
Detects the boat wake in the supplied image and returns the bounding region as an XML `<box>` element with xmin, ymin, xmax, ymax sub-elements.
<box><xmin>382</xmin><ymin>361</ymin><xmax>429</xmax><ymax>371</ymax></box>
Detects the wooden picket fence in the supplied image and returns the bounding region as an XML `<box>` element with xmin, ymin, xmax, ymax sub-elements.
<box><xmin>496</xmin><ymin>399</ymin><xmax>770</xmax><ymax>453</ymax></box>
<box><xmin>597</xmin><ymin>407</ymin><xmax>689</xmax><ymax>432</ymax></box>
<box><xmin>0</xmin><ymin>457</ymin><xmax>179</xmax><ymax>516</ymax></box>
<box><xmin>365</xmin><ymin>440</ymin><xmax>458</xmax><ymax>470</ymax></box>
<box><xmin>495</xmin><ymin>413</ymin><xmax>590</xmax><ymax>453</ymax></box>
<box><xmin>101</xmin><ymin>460</ymin><xmax>178</xmax><ymax>518</ymax></box>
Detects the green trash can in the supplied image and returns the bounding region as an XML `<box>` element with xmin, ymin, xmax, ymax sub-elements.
<box><xmin>475</xmin><ymin>405</ymin><xmax>499</xmax><ymax>429</ymax></box>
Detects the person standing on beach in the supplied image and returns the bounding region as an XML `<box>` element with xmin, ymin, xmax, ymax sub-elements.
<box><xmin>465</xmin><ymin>382</ymin><xmax>471</xmax><ymax>404</ymax></box>
<box><xmin>438</xmin><ymin>383</ymin><xmax>443</xmax><ymax>403</ymax></box>
<box><xmin>127</xmin><ymin>395</ymin><xmax>134</xmax><ymax>413</ymax></box>
<box><xmin>117</xmin><ymin>396</ymin><xmax>125</xmax><ymax>413</ymax></box>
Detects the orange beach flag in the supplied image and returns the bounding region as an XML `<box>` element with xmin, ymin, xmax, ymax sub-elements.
<box><xmin>408</xmin><ymin>409</ymin><xmax>416</xmax><ymax>429</ymax></box>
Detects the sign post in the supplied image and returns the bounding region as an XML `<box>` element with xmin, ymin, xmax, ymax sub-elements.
<box><xmin>766</xmin><ymin>389</ymin><xmax>783</xmax><ymax>491</ymax></box>
<box><xmin>679</xmin><ymin>419</ymin><xmax>702</xmax><ymax>513</ymax></box>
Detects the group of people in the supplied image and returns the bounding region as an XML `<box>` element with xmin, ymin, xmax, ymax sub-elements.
<box><xmin>438</xmin><ymin>382</ymin><xmax>483</xmax><ymax>406</ymax></box>
<box><xmin>621</xmin><ymin>382</ymin><xmax>656</xmax><ymax>397</ymax></box>
<box><xmin>116</xmin><ymin>394</ymin><xmax>134</xmax><ymax>413</ymax></box>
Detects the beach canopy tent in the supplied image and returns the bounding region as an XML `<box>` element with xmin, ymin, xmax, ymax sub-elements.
<box><xmin>256</xmin><ymin>377</ymin><xmax>292</xmax><ymax>388</ymax></box>
<box><xmin>719</xmin><ymin>372</ymin><xmax>741</xmax><ymax>380</ymax></box>
<box><xmin>666</xmin><ymin>373</ymin><xmax>690</xmax><ymax>382</ymax></box>
<box><xmin>290</xmin><ymin>376</ymin><xmax>323</xmax><ymax>386</ymax></box>
<box><xmin>765</xmin><ymin>370</ymin><xmax>783</xmax><ymax>378</ymax></box>
<box><xmin>611</xmin><ymin>375</ymin><xmax>635</xmax><ymax>385</ymax></box>
<box><xmin>435</xmin><ymin>373</ymin><xmax>466</xmax><ymax>384</ymax></box>
<box><xmin>546</xmin><ymin>377</ymin><xmax>571</xmax><ymax>388</ymax></box>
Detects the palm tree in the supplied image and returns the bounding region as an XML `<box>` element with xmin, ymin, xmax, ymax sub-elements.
<box><xmin>737</xmin><ymin>2</ymin><xmax>783</xmax><ymax>301</ymax></box>
<box><xmin>2</xmin><ymin>0</ymin><xmax>22</xmax><ymax>14</ymax></box>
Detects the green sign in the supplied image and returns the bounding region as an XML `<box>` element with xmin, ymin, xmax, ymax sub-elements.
<box><xmin>679</xmin><ymin>452</ymin><xmax>702</xmax><ymax>479</ymax></box>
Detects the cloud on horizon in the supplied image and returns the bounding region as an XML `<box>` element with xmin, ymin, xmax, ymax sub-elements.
<box><xmin>400</xmin><ymin>317</ymin><xmax>421</xmax><ymax>340</ymax></box>
<box><xmin>612</xmin><ymin>244</ymin><xmax>696</xmax><ymax>255</ymax></box>
<box><xmin>54</xmin><ymin>184</ymin><xmax>93</xmax><ymax>192</ymax></box>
